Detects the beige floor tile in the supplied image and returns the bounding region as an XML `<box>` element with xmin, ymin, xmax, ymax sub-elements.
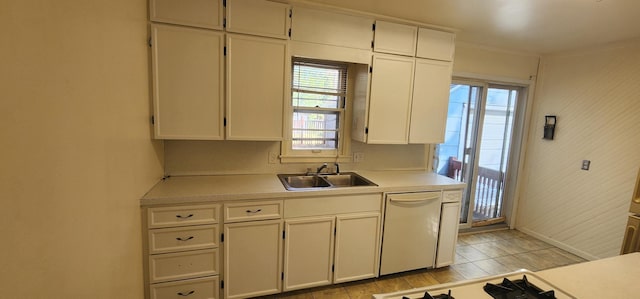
<box><xmin>511</xmin><ymin>236</ymin><xmax>554</xmax><ymax>251</ymax></box>
<box><xmin>453</xmin><ymin>252</ymin><xmax>470</xmax><ymax>264</ymax></box>
<box><xmin>493</xmin><ymin>254</ymin><xmax>540</xmax><ymax>271</ymax></box>
<box><xmin>490</xmin><ymin>229</ymin><xmax>529</xmax><ymax>240</ymax></box>
<box><xmin>470</xmin><ymin>242</ymin><xmax>512</xmax><ymax>258</ymax></box>
<box><xmin>449</xmin><ymin>262</ymin><xmax>490</xmax><ymax>279</ymax></box>
<box><xmin>472</xmin><ymin>258</ymin><xmax>517</xmax><ymax>275</ymax></box>
<box><xmin>311</xmin><ymin>285</ymin><xmax>350</xmax><ymax>299</ymax></box>
<box><xmin>403</xmin><ymin>271</ymin><xmax>440</xmax><ymax>288</ymax></box>
<box><xmin>547</xmin><ymin>247</ymin><xmax>587</xmax><ymax>264</ymax></box>
<box><xmin>493</xmin><ymin>238</ymin><xmax>530</xmax><ymax>255</ymax></box>
<box><xmin>429</xmin><ymin>266</ymin><xmax>467</xmax><ymax>284</ymax></box>
<box><xmin>458</xmin><ymin>233</ymin><xmax>496</xmax><ymax>245</ymax></box>
<box><xmin>529</xmin><ymin>248</ymin><xmax>586</xmax><ymax>269</ymax></box>
<box><xmin>373</xmin><ymin>276</ymin><xmax>413</xmax><ymax>293</ymax></box>
<box><xmin>343</xmin><ymin>280</ymin><xmax>382</xmax><ymax>299</ymax></box>
<box><xmin>456</xmin><ymin>244</ymin><xmax>492</xmax><ymax>261</ymax></box>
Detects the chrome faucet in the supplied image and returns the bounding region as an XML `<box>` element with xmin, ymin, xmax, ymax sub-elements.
<box><xmin>316</xmin><ymin>163</ymin><xmax>328</xmax><ymax>174</ymax></box>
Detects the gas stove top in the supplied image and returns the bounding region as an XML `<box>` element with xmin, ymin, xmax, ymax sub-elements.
<box><xmin>372</xmin><ymin>270</ymin><xmax>576</xmax><ymax>299</ymax></box>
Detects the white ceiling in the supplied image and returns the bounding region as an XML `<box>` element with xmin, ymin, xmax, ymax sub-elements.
<box><xmin>305</xmin><ymin>0</ymin><xmax>640</xmax><ymax>54</ymax></box>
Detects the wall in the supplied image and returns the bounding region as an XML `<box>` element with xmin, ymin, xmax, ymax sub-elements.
<box><xmin>516</xmin><ymin>38</ymin><xmax>640</xmax><ymax>259</ymax></box>
<box><xmin>0</xmin><ymin>0</ymin><xmax>164</xmax><ymax>298</ymax></box>
<box><xmin>453</xmin><ymin>42</ymin><xmax>540</xmax><ymax>82</ymax></box>
<box><xmin>164</xmin><ymin>141</ymin><xmax>426</xmax><ymax>175</ymax></box>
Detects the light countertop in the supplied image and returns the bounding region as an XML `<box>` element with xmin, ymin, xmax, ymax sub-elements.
<box><xmin>536</xmin><ymin>252</ymin><xmax>640</xmax><ymax>298</ymax></box>
<box><xmin>141</xmin><ymin>170</ymin><xmax>466</xmax><ymax>206</ymax></box>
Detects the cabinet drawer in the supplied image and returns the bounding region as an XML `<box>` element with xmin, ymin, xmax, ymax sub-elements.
<box><xmin>151</xmin><ymin>276</ymin><xmax>219</xmax><ymax>299</ymax></box>
<box><xmin>149</xmin><ymin>225</ymin><xmax>219</xmax><ymax>254</ymax></box>
<box><xmin>224</xmin><ymin>200</ymin><xmax>282</xmax><ymax>223</ymax></box>
<box><xmin>443</xmin><ymin>190</ymin><xmax>463</xmax><ymax>203</ymax></box>
<box><xmin>149</xmin><ymin>204</ymin><xmax>220</xmax><ymax>228</ymax></box>
<box><xmin>150</xmin><ymin>249</ymin><xmax>219</xmax><ymax>283</ymax></box>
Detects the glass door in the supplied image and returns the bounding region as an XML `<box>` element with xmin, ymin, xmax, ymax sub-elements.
<box><xmin>437</xmin><ymin>81</ymin><xmax>523</xmax><ymax>228</ymax></box>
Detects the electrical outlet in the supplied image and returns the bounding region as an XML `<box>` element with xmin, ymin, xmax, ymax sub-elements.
<box><xmin>268</xmin><ymin>152</ymin><xmax>278</xmax><ymax>164</ymax></box>
<box><xmin>581</xmin><ymin>160</ymin><xmax>590</xmax><ymax>170</ymax></box>
<box><xmin>353</xmin><ymin>152</ymin><xmax>364</xmax><ymax>163</ymax></box>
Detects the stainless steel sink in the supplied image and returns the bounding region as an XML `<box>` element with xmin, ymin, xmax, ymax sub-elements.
<box><xmin>277</xmin><ymin>172</ymin><xmax>377</xmax><ymax>190</ymax></box>
<box><xmin>323</xmin><ymin>173</ymin><xmax>376</xmax><ymax>187</ymax></box>
<box><xmin>280</xmin><ymin>175</ymin><xmax>332</xmax><ymax>189</ymax></box>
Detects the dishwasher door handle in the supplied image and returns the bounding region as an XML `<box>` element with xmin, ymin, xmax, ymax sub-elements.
<box><xmin>388</xmin><ymin>193</ymin><xmax>441</xmax><ymax>203</ymax></box>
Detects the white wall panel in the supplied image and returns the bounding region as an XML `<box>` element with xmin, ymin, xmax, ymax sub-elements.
<box><xmin>516</xmin><ymin>38</ymin><xmax>640</xmax><ymax>259</ymax></box>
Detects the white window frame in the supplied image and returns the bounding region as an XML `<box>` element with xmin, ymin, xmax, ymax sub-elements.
<box><xmin>280</xmin><ymin>58</ymin><xmax>354</xmax><ymax>163</ymax></box>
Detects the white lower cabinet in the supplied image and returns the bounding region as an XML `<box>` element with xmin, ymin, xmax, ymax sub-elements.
<box><xmin>436</xmin><ymin>190</ymin><xmax>463</xmax><ymax>268</ymax></box>
<box><xmin>283</xmin><ymin>194</ymin><xmax>382</xmax><ymax>290</ymax></box>
<box><xmin>223</xmin><ymin>219</ymin><xmax>283</xmax><ymax>299</ymax></box>
<box><xmin>143</xmin><ymin>189</ymin><xmax>464</xmax><ymax>298</ymax></box>
<box><xmin>334</xmin><ymin>213</ymin><xmax>381</xmax><ymax>283</ymax></box>
<box><xmin>283</xmin><ymin>216</ymin><xmax>335</xmax><ymax>291</ymax></box>
<box><xmin>222</xmin><ymin>200</ymin><xmax>284</xmax><ymax>299</ymax></box>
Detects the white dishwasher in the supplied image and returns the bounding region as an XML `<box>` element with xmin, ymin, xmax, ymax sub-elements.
<box><xmin>380</xmin><ymin>191</ymin><xmax>442</xmax><ymax>275</ymax></box>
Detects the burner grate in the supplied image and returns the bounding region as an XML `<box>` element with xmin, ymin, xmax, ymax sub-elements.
<box><xmin>483</xmin><ymin>275</ymin><xmax>556</xmax><ymax>299</ymax></box>
<box><xmin>402</xmin><ymin>289</ymin><xmax>454</xmax><ymax>299</ymax></box>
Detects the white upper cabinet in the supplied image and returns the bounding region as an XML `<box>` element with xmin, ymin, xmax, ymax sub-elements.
<box><xmin>416</xmin><ymin>27</ymin><xmax>455</xmax><ymax>61</ymax></box>
<box><xmin>226</xmin><ymin>34</ymin><xmax>287</xmax><ymax>141</ymax></box>
<box><xmin>151</xmin><ymin>24</ymin><xmax>224</xmax><ymax>140</ymax></box>
<box><xmin>373</xmin><ymin>20</ymin><xmax>418</xmax><ymax>56</ymax></box>
<box><xmin>150</xmin><ymin>0</ymin><xmax>224</xmax><ymax>29</ymax></box>
<box><xmin>409</xmin><ymin>59</ymin><xmax>453</xmax><ymax>144</ymax></box>
<box><xmin>226</xmin><ymin>0</ymin><xmax>291</xmax><ymax>39</ymax></box>
<box><xmin>291</xmin><ymin>7</ymin><xmax>374</xmax><ymax>50</ymax></box>
<box><xmin>365</xmin><ymin>54</ymin><xmax>415</xmax><ymax>144</ymax></box>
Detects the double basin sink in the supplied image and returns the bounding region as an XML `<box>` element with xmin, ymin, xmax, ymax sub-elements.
<box><xmin>278</xmin><ymin>172</ymin><xmax>377</xmax><ymax>190</ymax></box>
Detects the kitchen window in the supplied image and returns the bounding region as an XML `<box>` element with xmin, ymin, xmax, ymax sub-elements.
<box><xmin>281</xmin><ymin>58</ymin><xmax>353</xmax><ymax>162</ymax></box>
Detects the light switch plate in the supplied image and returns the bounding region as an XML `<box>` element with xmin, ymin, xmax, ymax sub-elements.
<box><xmin>353</xmin><ymin>152</ymin><xmax>364</xmax><ymax>162</ymax></box>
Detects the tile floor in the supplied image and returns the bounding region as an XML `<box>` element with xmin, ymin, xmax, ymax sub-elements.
<box><xmin>259</xmin><ymin>229</ymin><xmax>587</xmax><ymax>299</ymax></box>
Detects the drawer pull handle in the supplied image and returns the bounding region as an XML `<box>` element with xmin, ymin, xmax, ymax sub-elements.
<box><xmin>176</xmin><ymin>214</ymin><xmax>194</xmax><ymax>219</ymax></box>
<box><xmin>246</xmin><ymin>209</ymin><xmax>262</xmax><ymax>214</ymax></box>
<box><xmin>176</xmin><ymin>236</ymin><xmax>194</xmax><ymax>241</ymax></box>
<box><xmin>177</xmin><ymin>290</ymin><xmax>195</xmax><ymax>296</ymax></box>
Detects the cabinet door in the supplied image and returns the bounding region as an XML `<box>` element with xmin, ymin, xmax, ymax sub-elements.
<box><xmin>226</xmin><ymin>0</ymin><xmax>290</xmax><ymax>39</ymax></box>
<box><xmin>226</xmin><ymin>34</ymin><xmax>286</xmax><ymax>140</ymax></box>
<box><xmin>291</xmin><ymin>7</ymin><xmax>374</xmax><ymax>50</ymax></box>
<box><xmin>373</xmin><ymin>20</ymin><xmax>417</xmax><ymax>56</ymax></box>
<box><xmin>408</xmin><ymin>59</ymin><xmax>453</xmax><ymax>144</ymax></box>
<box><xmin>367</xmin><ymin>54</ymin><xmax>415</xmax><ymax>144</ymax></box>
<box><xmin>416</xmin><ymin>28</ymin><xmax>455</xmax><ymax>61</ymax></box>
<box><xmin>150</xmin><ymin>0</ymin><xmax>223</xmax><ymax>30</ymax></box>
<box><xmin>224</xmin><ymin>220</ymin><xmax>283</xmax><ymax>299</ymax></box>
<box><xmin>334</xmin><ymin>213</ymin><xmax>381</xmax><ymax>283</ymax></box>
<box><xmin>436</xmin><ymin>202</ymin><xmax>461</xmax><ymax>267</ymax></box>
<box><xmin>151</xmin><ymin>24</ymin><xmax>224</xmax><ymax>140</ymax></box>
<box><xmin>283</xmin><ymin>217</ymin><xmax>335</xmax><ymax>291</ymax></box>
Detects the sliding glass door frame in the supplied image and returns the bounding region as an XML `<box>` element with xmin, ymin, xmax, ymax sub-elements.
<box><xmin>449</xmin><ymin>78</ymin><xmax>529</xmax><ymax>230</ymax></box>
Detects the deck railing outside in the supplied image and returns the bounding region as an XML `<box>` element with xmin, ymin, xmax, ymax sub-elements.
<box><xmin>447</xmin><ymin>157</ymin><xmax>504</xmax><ymax>222</ymax></box>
